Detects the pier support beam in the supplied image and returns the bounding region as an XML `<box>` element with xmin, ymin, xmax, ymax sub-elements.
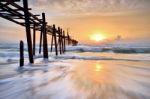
<box><xmin>42</xmin><ymin>13</ymin><xmax>48</xmax><ymax>59</ymax></box>
<box><xmin>39</xmin><ymin>26</ymin><xmax>43</xmax><ymax>54</ymax></box>
<box><xmin>20</xmin><ymin>40</ymin><xmax>24</xmax><ymax>67</ymax></box>
<box><xmin>50</xmin><ymin>34</ymin><xmax>54</xmax><ymax>52</ymax></box>
<box><xmin>63</xmin><ymin>31</ymin><xmax>66</xmax><ymax>53</ymax></box>
<box><xmin>60</xmin><ymin>29</ymin><xmax>64</xmax><ymax>53</ymax></box>
<box><xmin>33</xmin><ymin>24</ymin><xmax>36</xmax><ymax>56</ymax></box>
<box><xmin>58</xmin><ymin>27</ymin><xmax>62</xmax><ymax>54</ymax></box>
<box><xmin>23</xmin><ymin>0</ymin><xmax>34</xmax><ymax>63</ymax></box>
<box><xmin>67</xmin><ymin>33</ymin><xmax>70</xmax><ymax>45</ymax></box>
<box><xmin>53</xmin><ymin>24</ymin><xmax>58</xmax><ymax>56</ymax></box>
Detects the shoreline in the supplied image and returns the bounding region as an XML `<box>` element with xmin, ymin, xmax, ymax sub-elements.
<box><xmin>0</xmin><ymin>59</ymin><xmax>150</xmax><ymax>99</ymax></box>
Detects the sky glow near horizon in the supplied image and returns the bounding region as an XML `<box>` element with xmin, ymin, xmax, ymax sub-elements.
<box><xmin>0</xmin><ymin>0</ymin><xmax>150</xmax><ymax>44</ymax></box>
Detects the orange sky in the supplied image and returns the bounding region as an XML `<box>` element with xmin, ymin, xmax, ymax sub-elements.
<box><xmin>51</xmin><ymin>14</ymin><xmax>150</xmax><ymax>44</ymax></box>
<box><xmin>0</xmin><ymin>0</ymin><xmax>150</xmax><ymax>44</ymax></box>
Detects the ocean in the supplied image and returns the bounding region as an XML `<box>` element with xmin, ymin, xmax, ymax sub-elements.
<box><xmin>0</xmin><ymin>42</ymin><xmax>150</xmax><ymax>99</ymax></box>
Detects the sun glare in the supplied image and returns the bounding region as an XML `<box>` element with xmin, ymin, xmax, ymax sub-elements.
<box><xmin>90</xmin><ymin>33</ymin><xmax>106</xmax><ymax>42</ymax></box>
<box><xmin>95</xmin><ymin>63</ymin><xmax>102</xmax><ymax>72</ymax></box>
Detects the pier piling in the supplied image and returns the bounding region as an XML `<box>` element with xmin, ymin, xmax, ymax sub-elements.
<box><xmin>20</xmin><ymin>40</ymin><xmax>24</xmax><ymax>67</ymax></box>
<box><xmin>58</xmin><ymin>27</ymin><xmax>62</xmax><ymax>54</ymax></box>
<box><xmin>42</xmin><ymin>13</ymin><xmax>48</xmax><ymax>59</ymax></box>
<box><xmin>39</xmin><ymin>26</ymin><xmax>43</xmax><ymax>54</ymax></box>
<box><xmin>23</xmin><ymin>0</ymin><xmax>34</xmax><ymax>63</ymax></box>
<box><xmin>50</xmin><ymin>34</ymin><xmax>54</xmax><ymax>52</ymax></box>
<box><xmin>33</xmin><ymin>24</ymin><xmax>36</xmax><ymax>56</ymax></box>
<box><xmin>63</xmin><ymin>31</ymin><xmax>66</xmax><ymax>53</ymax></box>
<box><xmin>53</xmin><ymin>24</ymin><xmax>58</xmax><ymax>56</ymax></box>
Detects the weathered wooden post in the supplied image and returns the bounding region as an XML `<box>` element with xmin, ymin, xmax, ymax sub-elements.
<box><xmin>60</xmin><ymin>29</ymin><xmax>63</xmax><ymax>53</ymax></box>
<box><xmin>58</xmin><ymin>27</ymin><xmax>62</xmax><ymax>54</ymax></box>
<box><xmin>42</xmin><ymin>13</ymin><xmax>48</xmax><ymax>58</ymax></box>
<box><xmin>39</xmin><ymin>26</ymin><xmax>43</xmax><ymax>54</ymax></box>
<box><xmin>63</xmin><ymin>30</ymin><xmax>66</xmax><ymax>53</ymax></box>
<box><xmin>33</xmin><ymin>23</ymin><xmax>36</xmax><ymax>56</ymax></box>
<box><xmin>53</xmin><ymin>24</ymin><xmax>58</xmax><ymax>56</ymax></box>
<box><xmin>50</xmin><ymin>34</ymin><xmax>54</xmax><ymax>52</ymax></box>
<box><xmin>23</xmin><ymin>0</ymin><xmax>34</xmax><ymax>63</ymax></box>
<box><xmin>67</xmin><ymin>33</ymin><xmax>70</xmax><ymax>45</ymax></box>
<box><xmin>67</xmin><ymin>28</ymin><xmax>70</xmax><ymax>45</ymax></box>
<box><xmin>20</xmin><ymin>40</ymin><xmax>24</xmax><ymax>67</ymax></box>
<box><xmin>60</xmin><ymin>29</ymin><xmax>64</xmax><ymax>53</ymax></box>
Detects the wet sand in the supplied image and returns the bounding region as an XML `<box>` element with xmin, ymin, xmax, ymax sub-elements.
<box><xmin>0</xmin><ymin>59</ymin><xmax>150</xmax><ymax>99</ymax></box>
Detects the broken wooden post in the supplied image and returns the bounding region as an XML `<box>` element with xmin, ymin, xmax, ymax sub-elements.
<box><xmin>58</xmin><ymin>27</ymin><xmax>62</xmax><ymax>54</ymax></box>
<box><xmin>42</xmin><ymin>13</ymin><xmax>48</xmax><ymax>59</ymax></box>
<box><xmin>53</xmin><ymin>24</ymin><xmax>58</xmax><ymax>56</ymax></box>
<box><xmin>39</xmin><ymin>26</ymin><xmax>43</xmax><ymax>54</ymax></box>
<box><xmin>23</xmin><ymin>0</ymin><xmax>34</xmax><ymax>63</ymax></box>
<box><xmin>33</xmin><ymin>23</ymin><xmax>36</xmax><ymax>56</ymax></box>
<box><xmin>20</xmin><ymin>40</ymin><xmax>24</xmax><ymax>67</ymax></box>
<box><xmin>63</xmin><ymin>30</ymin><xmax>66</xmax><ymax>53</ymax></box>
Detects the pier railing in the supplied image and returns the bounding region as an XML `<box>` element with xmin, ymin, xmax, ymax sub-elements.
<box><xmin>0</xmin><ymin>0</ymin><xmax>78</xmax><ymax>64</ymax></box>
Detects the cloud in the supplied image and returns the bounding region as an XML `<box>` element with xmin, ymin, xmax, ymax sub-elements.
<box><xmin>27</xmin><ymin>0</ymin><xmax>150</xmax><ymax>16</ymax></box>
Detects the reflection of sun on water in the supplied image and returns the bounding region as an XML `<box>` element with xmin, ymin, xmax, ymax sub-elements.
<box><xmin>95</xmin><ymin>63</ymin><xmax>102</xmax><ymax>72</ymax></box>
<box><xmin>70</xmin><ymin>60</ymin><xmax>115</xmax><ymax>90</ymax></box>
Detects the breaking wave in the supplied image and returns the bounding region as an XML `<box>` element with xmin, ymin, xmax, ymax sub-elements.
<box><xmin>66</xmin><ymin>45</ymin><xmax>150</xmax><ymax>53</ymax></box>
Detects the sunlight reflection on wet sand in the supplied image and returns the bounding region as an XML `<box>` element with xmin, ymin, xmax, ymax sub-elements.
<box><xmin>0</xmin><ymin>60</ymin><xmax>150</xmax><ymax>99</ymax></box>
<box><xmin>70</xmin><ymin>61</ymin><xmax>115</xmax><ymax>85</ymax></box>
<box><xmin>68</xmin><ymin>60</ymin><xmax>150</xmax><ymax>99</ymax></box>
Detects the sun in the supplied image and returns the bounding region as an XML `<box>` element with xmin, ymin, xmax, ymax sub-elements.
<box><xmin>95</xmin><ymin>35</ymin><xmax>104</xmax><ymax>41</ymax></box>
<box><xmin>90</xmin><ymin>33</ymin><xmax>106</xmax><ymax>42</ymax></box>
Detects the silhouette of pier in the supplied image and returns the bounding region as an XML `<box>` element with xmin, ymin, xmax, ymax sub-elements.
<box><xmin>0</xmin><ymin>0</ymin><xmax>78</xmax><ymax>64</ymax></box>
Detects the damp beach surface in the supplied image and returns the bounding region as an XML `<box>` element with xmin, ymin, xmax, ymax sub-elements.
<box><xmin>0</xmin><ymin>44</ymin><xmax>150</xmax><ymax>99</ymax></box>
<box><xmin>0</xmin><ymin>58</ymin><xmax>150</xmax><ymax>99</ymax></box>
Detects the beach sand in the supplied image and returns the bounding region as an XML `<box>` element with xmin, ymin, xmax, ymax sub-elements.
<box><xmin>0</xmin><ymin>59</ymin><xmax>150</xmax><ymax>99</ymax></box>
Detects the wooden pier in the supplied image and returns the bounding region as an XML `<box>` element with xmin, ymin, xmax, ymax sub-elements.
<box><xmin>0</xmin><ymin>0</ymin><xmax>78</xmax><ymax>64</ymax></box>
